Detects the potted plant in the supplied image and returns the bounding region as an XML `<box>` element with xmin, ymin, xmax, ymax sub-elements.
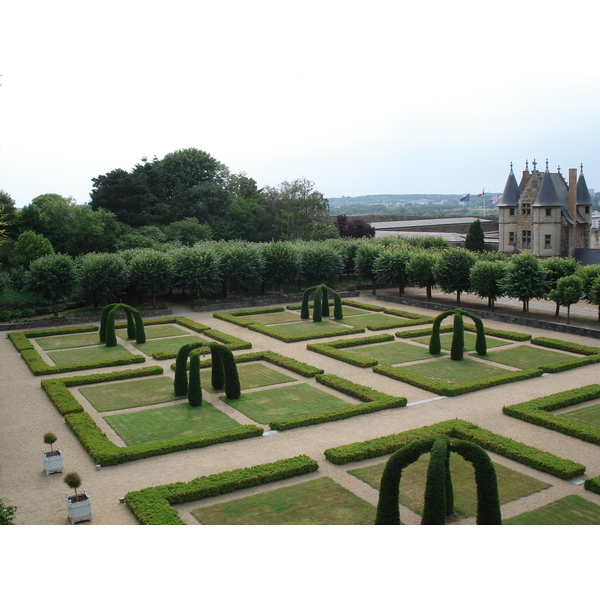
<box><xmin>42</xmin><ymin>432</ymin><xmax>63</xmax><ymax>475</ymax></box>
<box><xmin>64</xmin><ymin>472</ymin><xmax>91</xmax><ymax>524</ymax></box>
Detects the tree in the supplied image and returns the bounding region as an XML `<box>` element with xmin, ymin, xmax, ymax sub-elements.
<box><xmin>373</xmin><ymin>247</ymin><xmax>411</xmax><ymax>295</ymax></box>
<box><xmin>170</xmin><ymin>245</ymin><xmax>219</xmax><ymax>299</ymax></box>
<box><xmin>163</xmin><ymin>217</ymin><xmax>212</xmax><ymax>246</ymax></box>
<box><xmin>9</xmin><ymin>230</ymin><xmax>54</xmax><ymax>268</ymax></box>
<box><xmin>261</xmin><ymin>241</ymin><xmax>301</xmax><ymax>295</ymax></box>
<box><xmin>469</xmin><ymin>260</ymin><xmax>508</xmax><ymax>309</ymax></box>
<box><xmin>501</xmin><ymin>252</ymin><xmax>550</xmax><ymax>314</ymax></box>
<box><xmin>78</xmin><ymin>253</ymin><xmax>129</xmax><ymax>308</ymax></box>
<box><xmin>298</xmin><ymin>241</ymin><xmax>344</xmax><ymax>286</ymax></box>
<box><xmin>587</xmin><ymin>275</ymin><xmax>600</xmax><ymax>321</ymax></box>
<box><xmin>0</xmin><ymin>498</ymin><xmax>17</xmax><ymax>524</ymax></box>
<box><xmin>26</xmin><ymin>253</ymin><xmax>77</xmax><ymax>316</ymax></box>
<box><xmin>334</xmin><ymin>214</ymin><xmax>375</xmax><ymax>238</ymax></box>
<box><xmin>128</xmin><ymin>249</ymin><xmax>173</xmax><ymax>307</ymax></box>
<box><xmin>63</xmin><ymin>472</ymin><xmax>82</xmax><ymax>497</ymax></box>
<box><xmin>464</xmin><ymin>219</ymin><xmax>485</xmax><ymax>252</ymax></box>
<box><xmin>432</xmin><ymin>248</ymin><xmax>476</xmax><ymax>306</ymax></box>
<box><xmin>406</xmin><ymin>250</ymin><xmax>439</xmax><ymax>301</ymax></box>
<box><xmin>217</xmin><ymin>241</ymin><xmax>264</xmax><ymax>298</ymax></box>
<box><xmin>543</xmin><ymin>257</ymin><xmax>579</xmax><ymax>316</ymax></box>
<box><xmin>355</xmin><ymin>242</ymin><xmax>383</xmax><ymax>294</ymax></box>
<box><xmin>548</xmin><ymin>275</ymin><xmax>583</xmax><ymax>324</ymax></box>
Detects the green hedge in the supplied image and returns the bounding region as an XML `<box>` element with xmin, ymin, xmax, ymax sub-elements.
<box><xmin>502</xmin><ymin>384</ymin><xmax>600</xmax><ymax>445</ymax></box>
<box><xmin>324</xmin><ymin>419</ymin><xmax>585</xmax><ymax>479</ymax></box>
<box><xmin>584</xmin><ymin>476</ymin><xmax>600</xmax><ymax>494</ymax></box>
<box><xmin>315</xmin><ymin>373</ymin><xmax>407</xmax><ymax>405</ymax></box>
<box><xmin>125</xmin><ymin>455</ymin><xmax>319</xmax><ymax>524</ymax></box>
<box><xmin>307</xmin><ymin>334</ymin><xmax>395</xmax><ymax>367</ymax></box>
<box><xmin>395</xmin><ymin>323</ymin><xmax>532</xmax><ymax>342</ymax></box>
<box><xmin>530</xmin><ymin>337</ymin><xmax>600</xmax><ymax>356</ymax></box>
<box><xmin>372</xmin><ymin>364</ymin><xmax>543</xmax><ymax>396</ymax></box>
<box><xmin>245</xmin><ymin>322</ymin><xmax>365</xmax><ymax>343</ymax></box>
<box><xmin>40</xmin><ymin>368</ymin><xmax>263</xmax><ymax>465</ymax></box>
<box><xmin>341</xmin><ymin>300</ymin><xmax>385</xmax><ymax>312</ymax></box>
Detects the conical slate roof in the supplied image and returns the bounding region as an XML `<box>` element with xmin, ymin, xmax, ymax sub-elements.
<box><xmin>498</xmin><ymin>166</ymin><xmax>520</xmax><ymax>206</ymax></box>
<box><xmin>533</xmin><ymin>167</ymin><xmax>562</xmax><ymax>207</ymax></box>
<box><xmin>577</xmin><ymin>169</ymin><xmax>592</xmax><ymax>206</ymax></box>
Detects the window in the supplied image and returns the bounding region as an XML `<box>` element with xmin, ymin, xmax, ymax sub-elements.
<box><xmin>545</xmin><ymin>234</ymin><xmax>552</xmax><ymax>248</ymax></box>
<box><xmin>522</xmin><ymin>203</ymin><xmax>531</xmax><ymax>216</ymax></box>
<box><xmin>586</xmin><ymin>206</ymin><xmax>590</xmax><ymax>214</ymax></box>
<box><xmin>545</xmin><ymin>208</ymin><xmax>552</xmax><ymax>217</ymax></box>
<box><xmin>508</xmin><ymin>232</ymin><xmax>515</xmax><ymax>245</ymax></box>
<box><xmin>522</xmin><ymin>230</ymin><xmax>532</xmax><ymax>248</ymax></box>
<box><xmin>509</xmin><ymin>208</ymin><xmax>516</xmax><ymax>216</ymax></box>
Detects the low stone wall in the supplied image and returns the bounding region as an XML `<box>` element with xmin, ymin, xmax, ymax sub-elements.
<box><xmin>378</xmin><ymin>295</ymin><xmax>600</xmax><ymax>339</ymax></box>
<box><xmin>0</xmin><ymin>308</ymin><xmax>172</xmax><ymax>332</ymax></box>
<box><xmin>193</xmin><ymin>291</ymin><xmax>360</xmax><ymax>312</ymax></box>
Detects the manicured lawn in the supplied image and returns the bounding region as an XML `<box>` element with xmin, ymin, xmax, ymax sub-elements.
<box><xmin>503</xmin><ymin>495</ymin><xmax>600</xmax><ymax>525</ymax></box>
<box><xmin>133</xmin><ymin>334</ymin><xmax>210</xmax><ymax>356</ymax></box>
<box><xmin>191</xmin><ymin>477</ymin><xmax>377</xmax><ymax>525</ymax></box>
<box><xmin>79</xmin><ymin>376</ymin><xmax>182</xmax><ymax>412</ymax></box>
<box><xmin>334</xmin><ymin>307</ymin><xmax>367</xmax><ymax>316</ymax></box>
<box><xmin>47</xmin><ymin>344</ymin><xmax>134</xmax><ymax>366</ymax></box>
<box><xmin>104</xmin><ymin>402</ymin><xmax>241</xmax><ymax>445</ymax></box>
<box><xmin>340</xmin><ymin>313</ymin><xmax>410</xmax><ymax>328</ymax></box>
<box><xmin>222</xmin><ymin>382</ymin><xmax>351</xmax><ymax>424</ymax></box>
<box><xmin>400</xmin><ymin>357</ymin><xmax>509</xmax><ymax>384</ymax></box>
<box><xmin>502</xmin><ymin>495</ymin><xmax>600</xmax><ymax>525</ymax></box>
<box><xmin>238</xmin><ymin>312</ymin><xmax>303</xmax><ymax>325</ymax></box>
<box><xmin>560</xmin><ymin>402</ymin><xmax>600</xmax><ymax>428</ymax></box>
<box><xmin>346</xmin><ymin>341</ymin><xmax>440</xmax><ymax>365</ymax></box>
<box><xmin>116</xmin><ymin>324</ymin><xmax>188</xmax><ymax>340</ymax></box>
<box><xmin>201</xmin><ymin>363</ymin><xmax>297</xmax><ymax>392</ymax></box>
<box><xmin>36</xmin><ymin>332</ymin><xmax>102</xmax><ymax>350</ymax></box>
<box><xmin>412</xmin><ymin>332</ymin><xmax>512</xmax><ymax>352</ymax></box>
<box><xmin>349</xmin><ymin>453</ymin><xmax>550</xmax><ymax>522</ymax></box>
<box><xmin>478</xmin><ymin>345</ymin><xmax>577</xmax><ymax>369</ymax></box>
<box><xmin>269</xmin><ymin>321</ymin><xmax>351</xmax><ymax>335</ymax></box>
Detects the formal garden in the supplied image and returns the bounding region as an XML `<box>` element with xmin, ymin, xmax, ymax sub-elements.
<box><xmin>6</xmin><ymin>298</ymin><xmax>600</xmax><ymax>525</ymax></box>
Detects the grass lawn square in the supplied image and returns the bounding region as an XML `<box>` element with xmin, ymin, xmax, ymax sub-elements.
<box><xmin>268</xmin><ymin>320</ymin><xmax>351</xmax><ymax>336</ymax></box>
<box><xmin>560</xmin><ymin>403</ymin><xmax>600</xmax><ymax>428</ymax></box>
<box><xmin>35</xmin><ymin>332</ymin><xmax>103</xmax><ymax>350</ymax></box>
<box><xmin>117</xmin><ymin>324</ymin><xmax>187</xmax><ymax>340</ymax></box>
<box><xmin>346</xmin><ymin>341</ymin><xmax>440</xmax><ymax>365</ymax></box>
<box><xmin>478</xmin><ymin>345</ymin><xmax>578</xmax><ymax>370</ymax></box>
<box><xmin>349</xmin><ymin>453</ymin><xmax>551</xmax><ymax>522</ymax></box>
<box><xmin>340</xmin><ymin>313</ymin><xmax>411</xmax><ymax>328</ymax></box>
<box><xmin>46</xmin><ymin>344</ymin><xmax>134</xmax><ymax>366</ymax></box>
<box><xmin>400</xmin><ymin>357</ymin><xmax>509</xmax><ymax>384</ymax></box>
<box><xmin>222</xmin><ymin>382</ymin><xmax>351</xmax><ymax>424</ymax></box>
<box><xmin>133</xmin><ymin>334</ymin><xmax>210</xmax><ymax>356</ymax></box>
<box><xmin>503</xmin><ymin>495</ymin><xmax>600</xmax><ymax>525</ymax></box>
<box><xmin>202</xmin><ymin>363</ymin><xmax>296</xmax><ymax>392</ymax></box>
<box><xmin>412</xmin><ymin>332</ymin><xmax>512</xmax><ymax>352</ymax></box>
<box><xmin>336</xmin><ymin>307</ymin><xmax>368</xmax><ymax>316</ymax></box>
<box><xmin>79</xmin><ymin>376</ymin><xmax>182</xmax><ymax>412</ymax></box>
<box><xmin>238</xmin><ymin>312</ymin><xmax>303</xmax><ymax>325</ymax></box>
<box><xmin>191</xmin><ymin>477</ymin><xmax>377</xmax><ymax>525</ymax></box>
<box><xmin>104</xmin><ymin>402</ymin><xmax>241</xmax><ymax>445</ymax></box>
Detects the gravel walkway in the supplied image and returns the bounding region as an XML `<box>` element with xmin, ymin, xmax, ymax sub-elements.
<box><xmin>2</xmin><ymin>291</ymin><xmax>600</xmax><ymax>525</ymax></box>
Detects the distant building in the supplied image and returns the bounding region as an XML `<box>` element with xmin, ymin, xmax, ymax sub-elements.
<box><xmin>592</xmin><ymin>211</ymin><xmax>600</xmax><ymax>229</ymax></box>
<box><xmin>498</xmin><ymin>160</ymin><xmax>592</xmax><ymax>257</ymax></box>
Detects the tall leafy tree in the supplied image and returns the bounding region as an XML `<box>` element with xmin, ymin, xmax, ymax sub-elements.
<box><xmin>170</xmin><ymin>245</ymin><xmax>219</xmax><ymax>299</ymax></box>
<box><xmin>469</xmin><ymin>260</ymin><xmax>507</xmax><ymax>309</ymax></box>
<box><xmin>9</xmin><ymin>231</ymin><xmax>54</xmax><ymax>268</ymax></box>
<box><xmin>406</xmin><ymin>250</ymin><xmax>439</xmax><ymax>301</ymax></box>
<box><xmin>297</xmin><ymin>241</ymin><xmax>344</xmax><ymax>286</ymax></box>
<box><xmin>128</xmin><ymin>249</ymin><xmax>173</xmax><ymax>307</ymax></box>
<box><xmin>543</xmin><ymin>257</ymin><xmax>579</xmax><ymax>316</ymax></box>
<box><xmin>373</xmin><ymin>247</ymin><xmax>411</xmax><ymax>295</ymax></box>
<box><xmin>464</xmin><ymin>219</ymin><xmax>485</xmax><ymax>252</ymax></box>
<box><xmin>78</xmin><ymin>253</ymin><xmax>129</xmax><ymax>308</ymax></box>
<box><xmin>501</xmin><ymin>252</ymin><xmax>550</xmax><ymax>314</ymax></box>
<box><xmin>432</xmin><ymin>248</ymin><xmax>476</xmax><ymax>306</ymax></box>
<box><xmin>355</xmin><ymin>242</ymin><xmax>383</xmax><ymax>294</ymax></box>
<box><xmin>548</xmin><ymin>275</ymin><xmax>583</xmax><ymax>323</ymax></box>
<box><xmin>261</xmin><ymin>241</ymin><xmax>301</xmax><ymax>295</ymax></box>
<box><xmin>26</xmin><ymin>253</ymin><xmax>77</xmax><ymax>316</ymax></box>
<box><xmin>334</xmin><ymin>214</ymin><xmax>375</xmax><ymax>238</ymax></box>
<box><xmin>216</xmin><ymin>241</ymin><xmax>264</xmax><ymax>298</ymax></box>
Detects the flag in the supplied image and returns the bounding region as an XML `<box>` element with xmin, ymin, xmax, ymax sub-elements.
<box><xmin>490</xmin><ymin>195</ymin><xmax>499</xmax><ymax>204</ymax></box>
<box><xmin>477</xmin><ymin>188</ymin><xmax>485</xmax><ymax>197</ymax></box>
<box><xmin>459</xmin><ymin>194</ymin><xmax>470</xmax><ymax>202</ymax></box>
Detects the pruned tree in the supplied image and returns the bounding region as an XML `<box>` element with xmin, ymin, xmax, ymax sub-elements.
<box><xmin>432</xmin><ymin>248</ymin><xmax>476</xmax><ymax>306</ymax></box>
<box><xmin>501</xmin><ymin>252</ymin><xmax>550</xmax><ymax>314</ymax></box>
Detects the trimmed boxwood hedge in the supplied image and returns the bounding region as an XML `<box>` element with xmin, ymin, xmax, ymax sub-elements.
<box><xmin>372</xmin><ymin>364</ymin><xmax>543</xmax><ymax>396</ymax></box>
<box><xmin>530</xmin><ymin>337</ymin><xmax>600</xmax><ymax>356</ymax></box>
<box><xmin>341</xmin><ymin>300</ymin><xmax>385</xmax><ymax>312</ymax></box>
<box><xmin>307</xmin><ymin>334</ymin><xmax>395</xmax><ymax>368</ymax></box>
<box><xmin>245</xmin><ymin>322</ymin><xmax>366</xmax><ymax>343</ymax></box>
<box><xmin>212</xmin><ymin>307</ymin><xmax>285</xmax><ymax>328</ymax></box>
<box><xmin>125</xmin><ymin>454</ymin><xmax>319</xmax><ymax>524</ymax></box>
<box><xmin>324</xmin><ymin>419</ymin><xmax>585</xmax><ymax>479</ymax></box>
<box><xmin>585</xmin><ymin>476</ymin><xmax>600</xmax><ymax>494</ymax></box>
<box><xmin>395</xmin><ymin>323</ymin><xmax>532</xmax><ymax>342</ymax></box>
<box><xmin>502</xmin><ymin>384</ymin><xmax>600</xmax><ymax>446</ymax></box>
<box><xmin>40</xmin><ymin>368</ymin><xmax>263</xmax><ymax>465</ymax></box>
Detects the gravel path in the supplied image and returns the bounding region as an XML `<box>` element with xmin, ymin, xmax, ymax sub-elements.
<box><xmin>2</xmin><ymin>292</ymin><xmax>600</xmax><ymax>526</ymax></box>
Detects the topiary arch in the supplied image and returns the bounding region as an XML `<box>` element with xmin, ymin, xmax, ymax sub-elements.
<box><xmin>174</xmin><ymin>342</ymin><xmax>241</xmax><ymax>404</ymax></box>
<box><xmin>99</xmin><ymin>303</ymin><xmax>146</xmax><ymax>347</ymax></box>
<box><xmin>375</xmin><ymin>434</ymin><xmax>501</xmax><ymax>525</ymax></box>
<box><xmin>428</xmin><ymin>308</ymin><xmax>486</xmax><ymax>360</ymax></box>
<box><xmin>300</xmin><ymin>284</ymin><xmax>343</xmax><ymax>322</ymax></box>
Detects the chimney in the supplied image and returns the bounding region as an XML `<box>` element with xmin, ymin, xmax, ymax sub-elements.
<box><xmin>568</xmin><ymin>168</ymin><xmax>577</xmax><ymax>218</ymax></box>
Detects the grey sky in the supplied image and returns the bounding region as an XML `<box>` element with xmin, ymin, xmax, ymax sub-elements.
<box><xmin>1</xmin><ymin>0</ymin><xmax>598</xmax><ymax>207</ymax></box>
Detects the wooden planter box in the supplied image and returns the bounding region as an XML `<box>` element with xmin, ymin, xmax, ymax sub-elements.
<box><xmin>65</xmin><ymin>491</ymin><xmax>92</xmax><ymax>524</ymax></box>
<box><xmin>42</xmin><ymin>448</ymin><xmax>63</xmax><ymax>475</ymax></box>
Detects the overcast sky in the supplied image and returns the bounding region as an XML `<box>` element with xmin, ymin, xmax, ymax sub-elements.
<box><xmin>1</xmin><ymin>0</ymin><xmax>599</xmax><ymax>208</ymax></box>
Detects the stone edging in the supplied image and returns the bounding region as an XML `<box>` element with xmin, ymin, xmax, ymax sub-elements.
<box><xmin>378</xmin><ymin>295</ymin><xmax>600</xmax><ymax>339</ymax></box>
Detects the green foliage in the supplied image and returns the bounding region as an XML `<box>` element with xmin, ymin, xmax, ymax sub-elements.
<box><xmin>174</xmin><ymin>342</ymin><xmax>205</xmax><ymax>396</ymax></box>
<box><xmin>547</xmin><ymin>275</ymin><xmax>583</xmax><ymax>321</ymax></box>
<box><xmin>163</xmin><ymin>217</ymin><xmax>212</xmax><ymax>246</ymax></box>
<box><xmin>187</xmin><ymin>351</ymin><xmax>202</xmax><ymax>406</ymax></box>
<box><xmin>217</xmin><ymin>241</ymin><xmax>264</xmax><ymax>298</ymax></box>
<box><xmin>355</xmin><ymin>242</ymin><xmax>383</xmax><ymax>294</ymax></box>
<box><xmin>26</xmin><ymin>253</ymin><xmax>77</xmax><ymax>316</ymax></box>
<box><xmin>0</xmin><ymin>498</ymin><xmax>17</xmax><ymax>524</ymax></box>
<box><xmin>63</xmin><ymin>472</ymin><xmax>82</xmax><ymax>494</ymax></box>
<box><xmin>261</xmin><ymin>241</ymin><xmax>301</xmax><ymax>294</ymax></box>
<box><xmin>469</xmin><ymin>260</ymin><xmax>508</xmax><ymax>308</ymax></box>
<box><xmin>432</xmin><ymin>248</ymin><xmax>476</xmax><ymax>305</ymax></box>
<box><xmin>313</xmin><ymin>285</ymin><xmax>323</xmax><ymax>322</ymax></box>
<box><xmin>43</xmin><ymin>432</ymin><xmax>57</xmax><ymax>449</ymax></box>
<box><xmin>10</xmin><ymin>230</ymin><xmax>54</xmax><ymax>268</ymax></box>
<box><xmin>406</xmin><ymin>250</ymin><xmax>440</xmax><ymax>301</ymax></box>
<box><xmin>373</xmin><ymin>247</ymin><xmax>411</xmax><ymax>295</ymax></box>
<box><xmin>298</xmin><ymin>241</ymin><xmax>344</xmax><ymax>285</ymax></box>
<box><xmin>128</xmin><ymin>249</ymin><xmax>173</xmax><ymax>307</ymax></box>
<box><xmin>464</xmin><ymin>218</ymin><xmax>485</xmax><ymax>252</ymax></box>
<box><xmin>501</xmin><ymin>252</ymin><xmax>550</xmax><ymax>313</ymax></box>
<box><xmin>308</xmin><ymin>334</ymin><xmax>396</xmax><ymax>368</ymax></box>
<box><xmin>170</xmin><ymin>246</ymin><xmax>219</xmax><ymax>299</ymax></box>
<box><xmin>125</xmin><ymin>455</ymin><xmax>319</xmax><ymax>525</ymax></box>
<box><xmin>245</xmin><ymin>322</ymin><xmax>365</xmax><ymax>343</ymax></box>
<box><xmin>450</xmin><ymin>310</ymin><xmax>464</xmax><ymax>361</ymax></box>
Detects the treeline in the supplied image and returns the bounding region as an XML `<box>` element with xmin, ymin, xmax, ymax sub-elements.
<box><xmin>2</xmin><ymin>234</ymin><xmax>599</xmax><ymax>324</ymax></box>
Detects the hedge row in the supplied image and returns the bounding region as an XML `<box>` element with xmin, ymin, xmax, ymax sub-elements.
<box><xmin>307</xmin><ymin>334</ymin><xmax>395</xmax><ymax>368</ymax></box>
<box><xmin>40</xmin><ymin>368</ymin><xmax>263</xmax><ymax>465</ymax></box>
<box><xmin>341</xmin><ymin>300</ymin><xmax>385</xmax><ymax>312</ymax></box>
<box><xmin>245</xmin><ymin>322</ymin><xmax>365</xmax><ymax>343</ymax></box>
<box><xmin>395</xmin><ymin>323</ymin><xmax>531</xmax><ymax>342</ymax></box>
<box><xmin>584</xmin><ymin>476</ymin><xmax>600</xmax><ymax>494</ymax></box>
<box><xmin>372</xmin><ymin>364</ymin><xmax>543</xmax><ymax>396</ymax></box>
<box><xmin>227</xmin><ymin>307</ymin><xmax>285</xmax><ymax>317</ymax></box>
<box><xmin>151</xmin><ymin>328</ymin><xmax>252</xmax><ymax>360</ymax></box>
<box><xmin>530</xmin><ymin>337</ymin><xmax>600</xmax><ymax>356</ymax></box>
<box><xmin>315</xmin><ymin>373</ymin><xmax>407</xmax><ymax>405</ymax></box>
<box><xmin>125</xmin><ymin>455</ymin><xmax>319</xmax><ymax>525</ymax></box>
<box><xmin>502</xmin><ymin>384</ymin><xmax>600</xmax><ymax>446</ymax></box>
<box><xmin>324</xmin><ymin>419</ymin><xmax>585</xmax><ymax>479</ymax></box>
